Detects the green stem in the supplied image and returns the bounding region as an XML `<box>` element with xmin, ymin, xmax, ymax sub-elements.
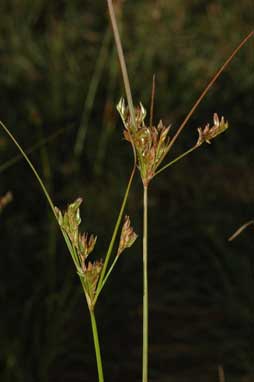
<box><xmin>90</xmin><ymin>309</ymin><xmax>104</xmax><ymax>382</ymax></box>
<box><xmin>95</xmin><ymin>164</ymin><xmax>135</xmax><ymax>299</ymax></box>
<box><xmin>96</xmin><ymin>255</ymin><xmax>119</xmax><ymax>301</ymax></box>
<box><xmin>143</xmin><ymin>185</ymin><xmax>148</xmax><ymax>382</ymax></box>
<box><xmin>107</xmin><ymin>0</ymin><xmax>136</xmax><ymax>128</ymax></box>
<box><xmin>155</xmin><ymin>144</ymin><xmax>198</xmax><ymax>177</ymax></box>
<box><xmin>0</xmin><ymin>125</ymin><xmax>72</xmax><ymax>174</ymax></box>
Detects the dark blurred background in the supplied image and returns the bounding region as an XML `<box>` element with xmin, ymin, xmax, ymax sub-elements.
<box><xmin>0</xmin><ymin>1</ymin><xmax>254</xmax><ymax>381</ymax></box>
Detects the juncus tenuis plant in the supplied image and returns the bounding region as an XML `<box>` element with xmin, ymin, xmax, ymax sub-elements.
<box><xmin>0</xmin><ymin>0</ymin><xmax>253</xmax><ymax>379</ymax></box>
<box><xmin>54</xmin><ymin>197</ymin><xmax>137</xmax><ymax>381</ymax></box>
<box><xmin>107</xmin><ymin>0</ymin><xmax>253</xmax><ymax>380</ymax></box>
<box><xmin>0</xmin><ymin>103</ymin><xmax>137</xmax><ymax>382</ymax></box>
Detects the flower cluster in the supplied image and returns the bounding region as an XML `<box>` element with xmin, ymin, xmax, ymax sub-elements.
<box><xmin>117</xmin><ymin>215</ymin><xmax>138</xmax><ymax>256</ymax></box>
<box><xmin>117</xmin><ymin>98</ymin><xmax>171</xmax><ymax>186</ymax></box>
<box><xmin>197</xmin><ymin>113</ymin><xmax>229</xmax><ymax>146</ymax></box>
<box><xmin>55</xmin><ymin>198</ymin><xmax>101</xmax><ymax>307</ymax></box>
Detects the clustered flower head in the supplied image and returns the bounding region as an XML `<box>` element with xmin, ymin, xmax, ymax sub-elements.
<box><xmin>55</xmin><ymin>198</ymin><xmax>137</xmax><ymax>308</ymax></box>
<box><xmin>117</xmin><ymin>98</ymin><xmax>171</xmax><ymax>186</ymax></box>
<box><xmin>78</xmin><ymin>232</ymin><xmax>97</xmax><ymax>260</ymax></box>
<box><xmin>196</xmin><ymin>113</ymin><xmax>229</xmax><ymax>146</ymax></box>
<box><xmin>117</xmin><ymin>215</ymin><xmax>138</xmax><ymax>256</ymax></box>
<box><xmin>55</xmin><ymin>197</ymin><xmax>82</xmax><ymax>248</ymax></box>
<box><xmin>55</xmin><ymin>198</ymin><xmax>101</xmax><ymax>307</ymax></box>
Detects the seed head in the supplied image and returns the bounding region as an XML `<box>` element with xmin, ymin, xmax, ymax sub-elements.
<box><xmin>117</xmin><ymin>215</ymin><xmax>138</xmax><ymax>256</ymax></box>
<box><xmin>117</xmin><ymin>98</ymin><xmax>171</xmax><ymax>186</ymax></box>
<box><xmin>78</xmin><ymin>260</ymin><xmax>103</xmax><ymax>307</ymax></box>
<box><xmin>197</xmin><ymin>113</ymin><xmax>229</xmax><ymax>146</ymax></box>
<box><xmin>55</xmin><ymin>197</ymin><xmax>83</xmax><ymax>248</ymax></box>
<box><xmin>55</xmin><ymin>198</ymin><xmax>99</xmax><ymax>308</ymax></box>
<box><xmin>78</xmin><ymin>232</ymin><xmax>97</xmax><ymax>259</ymax></box>
<box><xmin>55</xmin><ymin>198</ymin><xmax>97</xmax><ymax>260</ymax></box>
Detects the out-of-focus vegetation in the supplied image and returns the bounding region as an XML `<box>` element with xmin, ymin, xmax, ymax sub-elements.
<box><xmin>0</xmin><ymin>1</ymin><xmax>253</xmax><ymax>381</ymax></box>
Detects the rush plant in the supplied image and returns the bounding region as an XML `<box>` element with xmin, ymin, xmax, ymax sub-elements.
<box><xmin>1</xmin><ymin>1</ymin><xmax>253</xmax><ymax>380</ymax></box>
<box><xmin>107</xmin><ymin>0</ymin><xmax>253</xmax><ymax>381</ymax></box>
<box><xmin>0</xmin><ymin>119</ymin><xmax>137</xmax><ymax>382</ymax></box>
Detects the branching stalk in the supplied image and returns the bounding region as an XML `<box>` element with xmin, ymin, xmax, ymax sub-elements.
<box><xmin>155</xmin><ymin>145</ymin><xmax>198</xmax><ymax>177</ymax></box>
<box><xmin>96</xmin><ymin>161</ymin><xmax>136</xmax><ymax>298</ymax></box>
<box><xmin>157</xmin><ymin>30</ymin><xmax>254</xmax><ymax>172</ymax></box>
<box><xmin>96</xmin><ymin>255</ymin><xmax>119</xmax><ymax>299</ymax></box>
<box><xmin>95</xmin><ymin>1</ymin><xmax>139</xmax><ymax>300</ymax></box>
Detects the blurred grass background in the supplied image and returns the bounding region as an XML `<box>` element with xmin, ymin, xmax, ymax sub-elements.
<box><xmin>0</xmin><ymin>0</ymin><xmax>254</xmax><ymax>381</ymax></box>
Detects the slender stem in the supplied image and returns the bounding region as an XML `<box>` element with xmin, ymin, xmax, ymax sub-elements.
<box><xmin>107</xmin><ymin>0</ymin><xmax>136</xmax><ymax>128</ymax></box>
<box><xmin>90</xmin><ymin>309</ymin><xmax>104</xmax><ymax>382</ymax></box>
<box><xmin>142</xmin><ymin>185</ymin><xmax>148</xmax><ymax>382</ymax></box>
<box><xmin>157</xmin><ymin>30</ymin><xmax>254</xmax><ymax>169</ymax></box>
<box><xmin>106</xmin><ymin>0</ymin><xmax>137</xmax><ymax>166</ymax></box>
<box><xmin>94</xmin><ymin>2</ymin><xmax>138</xmax><ymax>297</ymax></box>
<box><xmin>149</xmin><ymin>74</ymin><xmax>156</xmax><ymax>128</ymax></box>
<box><xmin>0</xmin><ymin>125</ymin><xmax>72</xmax><ymax>174</ymax></box>
<box><xmin>94</xmin><ymin>1</ymin><xmax>138</xmax><ymax>298</ymax></box>
<box><xmin>0</xmin><ymin>120</ymin><xmax>81</xmax><ymax>275</ymax></box>
<box><xmin>228</xmin><ymin>220</ymin><xmax>254</xmax><ymax>241</ymax></box>
<box><xmin>155</xmin><ymin>144</ymin><xmax>198</xmax><ymax>177</ymax></box>
<box><xmin>0</xmin><ymin>120</ymin><xmax>55</xmax><ymax>215</ymax></box>
<box><xmin>95</xmin><ymin>163</ymin><xmax>136</xmax><ymax>299</ymax></box>
<box><xmin>96</xmin><ymin>255</ymin><xmax>120</xmax><ymax>301</ymax></box>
